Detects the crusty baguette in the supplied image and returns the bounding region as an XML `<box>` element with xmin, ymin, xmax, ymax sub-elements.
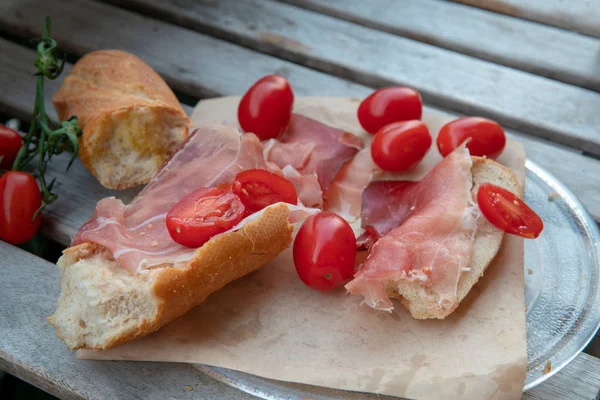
<box><xmin>53</xmin><ymin>50</ymin><xmax>191</xmax><ymax>189</ymax></box>
<box><xmin>48</xmin><ymin>203</ymin><xmax>293</xmax><ymax>350</ymax></box>
<box><xmin>388</xmin><ymin>156</ymin><xmax>521</xmax><ymax>319</ymax></box>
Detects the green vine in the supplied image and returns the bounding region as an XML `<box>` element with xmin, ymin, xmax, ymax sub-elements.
<box><xmin>11</xmin><ymin>16</ymin><xmax>82</xmax><ymax>215</ymax></box>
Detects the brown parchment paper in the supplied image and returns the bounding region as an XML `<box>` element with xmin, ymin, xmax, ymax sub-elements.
<box><xmin>78</xmin><ymin>97</ymin><xmax>527</xmax><ymax>400</ymax></box>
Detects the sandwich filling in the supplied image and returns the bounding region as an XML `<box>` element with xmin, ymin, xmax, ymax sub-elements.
<box><xmin>346</xmin><ymin>146</ymin><xmax>479</xmax><ymax>311</ymax></box>
<box><xmin>73</xmin><ymin>125</ymin><xmax>294</xmax><ymax>273</ymax></box>
<box><xmin>263</xmin><ymin>114</ymin><xmax>363</xmax><ymax>208</ymax></box>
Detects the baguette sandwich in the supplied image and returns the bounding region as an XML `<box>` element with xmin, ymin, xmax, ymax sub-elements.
<box><xmin>49</xmin><ymin>125</ymin><xmax>294</xmax><ymax>350</ymax></box>
<box><xmin>53</xmin><ymin>50</ymin><xmax>191</xmax><ymax>189</ymax></box>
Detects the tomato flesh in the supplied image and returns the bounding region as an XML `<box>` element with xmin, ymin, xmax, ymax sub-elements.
<box><xmin>293</xmin><ymin>212</ymin><xmax>356</xmax><ymax>291</ymax></box>
<box><xmin>371</xmin><ymin>120</ymin><xmax>432</xmax><ymax>172</ymax></box>
<box><xmin>166</xmin><ymin>187</ymin><xmax>245</xmax><ymax>248</ymax></box>
<box><xmin>477</xmin><ymin>183</ymin><xmax>543</xmax><ymax>239</ymax></box>
<box><xmin>358</xmin><ymin>87</ymin><xmax>422</xmax><ymax>134</ymax></box>
<box><xmin>437</xmin><ymin>117</ymin><xmax>506</xmax><ymax>159</ymax></box>
<box><xmin>233</xmin><ymin>169</ymin><xmax>298</xmax><ymax>213</ymax></box>
<box><xmin>238</xmin><ymin>75</ymin><xmax>294</xmax><ymax>140</ymax></box>
<box><xmin>0</xmin><ymin>126</ymin><xmax>23</xmax><ymax>170</ymax></box>
<box><xmin>0</xmin><ymin>171</ymin><xmax>42</xmax><ymax>244</ymax></box>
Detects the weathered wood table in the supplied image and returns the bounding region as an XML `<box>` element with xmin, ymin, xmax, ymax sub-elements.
<box><xmin>1</xmin><ymin>0</ymin><xmax>599</xmax><ymax>399</ymax></box>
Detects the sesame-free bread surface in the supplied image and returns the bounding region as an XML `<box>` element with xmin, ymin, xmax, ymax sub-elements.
<box><xmin>53</xmin><ymin>50</ymin><xmax>191</xmax><ymax>189</ymax></box>
<box><xmin>48</xmin><ymin>203</ymin><xmax>293</xmax><ymax>350</ymax></box>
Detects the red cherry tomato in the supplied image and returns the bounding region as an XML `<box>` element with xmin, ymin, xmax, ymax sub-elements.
<box><xmin>293</xmin><ymin>212</ymin><xmax>356</xmax><ymax>291</ymax></box>
<box><xmin>437</xmin><ymin>117</ymin><xmax>506</xmax><ymax>159</ymax></box>
<box><xmin>166</xmin><ymin>187</ymin><xmax>245</xmax><ymax>248</ymax></box>
<box><xmin>0</xmin><ymin>172</ymin><xmax>42</xmax><ymax>244</ymax></box>
<box><xmin>0</xmin><ymin>126</ymin><xmax>23</xmax><ymax>170</ymax></box>
<box><xmin>371</xmin><ymin>120</ymin><xmax>432</xmax><ymax>172</ymax></box>
<box><xmin>238</xmin><ymin>75</ymin><xmax>294</xmax><ymax>140</ymax></box>
<box><xmin>477</xmin><ymin>183</ymin><xmax>543</xmax><ymax>239</ymax></box>
<box><xmin>357</xmin><ymin>87</ymin><xmax>422</xmax><ymax>134</ymax></box>
<box><xmin>233</xmin><ymin>169</ymin><xmax>298</xmax><ymax>213</ymax></box>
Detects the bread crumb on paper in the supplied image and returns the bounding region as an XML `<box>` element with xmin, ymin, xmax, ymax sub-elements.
<box><xmin>184</xmin><ymin>385</ymin><xmax>193</xmax><ymax>392</ymax></box>
<box><xmin>548</xmin><ymin>191</ymin><xmax>559</xmax><ymax>201</ymax></box>
<box><xmin>527</xmin><ymin>269</ymin><xmax>533</xmax><ymax>275</ymax></box>
<box><xmin>543</xmin><ymin>361</ymin><xmax>552</xmax><ymax>375</ymax></box>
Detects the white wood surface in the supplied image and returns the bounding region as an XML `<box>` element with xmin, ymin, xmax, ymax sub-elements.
<box><xmin>90</xmin><ymin>0</ymin><xmax>600</xmax><ymax>155</ymax></box>
<box><xmin>279</xmin><ymin>0</ymin><xmax>600</xmax><ymax>92</ymax></box>
<box><xmin>453</xmin><ymin>0</ymin><xmax>600</xmax><ymax>39</ymax></box>
<box><xmin>1</xmin><ymin>239</ymin><xmax>599</xmax><ymax>399</ymax></box>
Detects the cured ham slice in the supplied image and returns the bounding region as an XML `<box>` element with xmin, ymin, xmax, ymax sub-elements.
<box><xmin>73</xmin><ymin>125</ymin><xmax>278</xmax><ymax>273</ymax></box>
<box><xmin>264</xmin><ymin>114</ymin><xmax>363</xmax><ymax>207</ymax></box>
<box><xmin>324</xmin><ymin>148</ymin><xmax>378</xmax><ymax>221</ymax></box>
<box><xmin>346</xmin><ymin>146</ymin><xmax>478</xmax><ymax>311</ymax></box>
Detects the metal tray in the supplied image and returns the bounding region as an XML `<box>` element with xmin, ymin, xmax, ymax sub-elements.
<box><xmin>197</xmin><ymin>160</ymin><xmax>600</xmax><ymax>398</ymax></box>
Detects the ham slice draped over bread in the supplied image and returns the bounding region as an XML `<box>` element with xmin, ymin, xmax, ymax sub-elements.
<box><xmin>264</xmin><ymin>114</ymin><xmax>363</xmax><ymax>207</ymax></box>
<box><xmin>346</xmin><ymin>146</ymin><xmax>479</xmax><ymax>311</ymax></box>
<box><xmin>72</xmin><ymin>125</ymin><xmax>280</xmax><ymax>273</ymax></box>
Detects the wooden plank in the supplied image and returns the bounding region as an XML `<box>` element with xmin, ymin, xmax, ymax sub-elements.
<box><xmin>276</xmin><ymin>0</ymin><xmax>600</xmax><ymax>92</ymax></box>
<box><xmin>92</xmin><ymin>0</ymin><xmax>600</xmax><ymax>156</ymax></box>
<box><xmin>3</xmin><ymin>37</ymin><xmax>600</xmax><ymax>243</ymax></box>
<box><xmin>452</xmin><ymin>0</ymin><xmax>600</xmax><ymax>39</ymax></box>
<box><xmin>0</xmin><ymin>0</ymin><xmax>369</xmax><ymax>101</ymax></box>
<box><xmin>1</xmin><ymin>241</ymin><xmax>599</xmax><ymax>399</ymax></box>
<box><xmin>0</xmin><ymin>242</ymin><xmax>257</xmax><ymax>400</ymax></box>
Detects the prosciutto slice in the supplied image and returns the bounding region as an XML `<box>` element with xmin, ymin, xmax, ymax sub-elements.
<box><xmin>264</xmin><ymin>114</ymin><xmax>363</xmax><ymax>207</ymax></box>
<box><xmin>346</xmin><ymin>146</ymin><xmax>479</xmax><ymax>311</ymax></box>
<box><xmin>72</xmin><ymin>125</ymin><xmax>277</xmax><ymax>273</ymax></box>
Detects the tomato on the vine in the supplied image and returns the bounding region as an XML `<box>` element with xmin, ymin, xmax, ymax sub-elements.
<box><xmin>238</xmin><ymin>75</ymin><xmax>294</xmax><ymax>140</ymax></box>
<box><xmin>0</xmin><ymin>126</ymin><xmax>23</xmax><ymax>170</ymax></box>
<box><xmin>358</xmin><ymin>87</ymin><xmax>422</xmax><ymax>134</ymax></box>
<box><xmin>293</xmin><ymin>212</ymin><xmax>356</xmax><ymax>291</ymax></box>
<box><xmin>477</xmin><ymin>183</ymin><xmax>543</xmax><ymax>239</ymax></box>
<box><xmin>0</xmin><ymin>172</ymin><xmax>42</xmax><ymax>244</ymax></box>
<box><xmin>371</xmin><ymin>120</ymin><xmax>431</xmax><ymax>172</ymax></box>
<box><xmin>233</xmin><ymin>169</ymin><xmax>297</xmax><ymax>213</ymax></box>
<box><xmin>437</xmin><ymin>117</ymin><xmax>506</xmax><ymax>159</ymax></box>
<box><xmin>166</xmin><ymin>187</ymin><xmax>246</xmax><ymax>248</ymax></box>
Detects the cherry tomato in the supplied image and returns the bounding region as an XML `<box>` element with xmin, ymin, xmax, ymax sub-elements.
<box><xmin>238</xmin><ymin>75</ymin><xmax>294</xmax><ymax>140</ymax></box>
<box><xmin>0</xmin><ymin>172</ymin><xmax>42</xmax><ymax>245</ymax></box>
<box><xmin>293</xmin><ymin>212</ymin><xmax>356</xmax><ymax>291</ymax></box>
<box><xmin>0</xmin><ymin>126</ymin><xmax>23</xmax><ymax>170</ymax></box>
<box><xmin>437</xmin><ymin>117</ymin><xmax>506</xmax><ymax>159</ymax></box>
<box><xmin>166</xmin><ymin>187</ymin><xmax>245</xmax><ymax>248</ymax></box>
<box><xmin>371</xmin><ymin>120</ymin><xmax>432</xmax><ymax>172</ymax></box>
<box><xmin>477</xmin><ymin>183</ymin><xmax>543</xmax><ymax>239</ymax></box>
<box><xmin>233</xmin><ymin>169</ymin><xmax>298</xmax><ymax>213</ymax></box>
<box><xmin>357</xmin><ymin>87</ymin><xmax>422</xmax><ymax>134</ymax></box>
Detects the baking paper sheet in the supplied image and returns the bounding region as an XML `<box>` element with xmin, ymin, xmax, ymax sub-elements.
<box><xmin>79</xmin><ymin>97</ymin><xmax>527</xmax><ymax>399</ymax></box>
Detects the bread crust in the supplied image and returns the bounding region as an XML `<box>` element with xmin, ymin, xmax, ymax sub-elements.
<box><xmin>49</xmin><ymin>203</ymin><xmax>293</xmax><ymax>350</ymax></box>
<box><xmin>52</xmin><ymin>50</ymin><xmax>191</xmax><ymax>189</ymax></box>
<box><xmin>389</xmin><ymin>157</ymin><xmax>521</xmax><ymax>319</ymax></box>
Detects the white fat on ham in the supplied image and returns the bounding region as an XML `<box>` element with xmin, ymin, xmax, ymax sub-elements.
<box><xmin>345</xmin><ymin>146</ymin><xmax>479</xmax><ymax>311</ymax></box>
<box><xmin>264</xmin><ymin>114</ymin><xmax>363</xmax><ymax>208</ymax></box>
<box><xmin>72</xmin><ymin>125</ymin><xmax>285</xmax><ymax>273</ymax></box>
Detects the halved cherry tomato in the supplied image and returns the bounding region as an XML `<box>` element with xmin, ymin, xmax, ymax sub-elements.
<box><xmin>371</xmin><ymin>120</ymin><xmax>432</xmax><ymax>172</ymax></box>
<box><xmin>437</xmin><ymin>117</ymin><xmax>506</xmax><ymax>159</ymax></box>
<box><xmin>0</xmin><ymin>126</ymin><xmax>23</xmax><ymax>170</ymax></box>
<box><xmin>233</xmin><ymin>169</ymin><xmax>297</xmax><ymax>213</ymax></box>
<box><xmin>238</xmin><ymin>75</ymin><xmax>294</xmax><ymax>140</ymax></box>
<box><xmin>0</xmin><ymin>171</ymin><xmax>42</xmax><ymax>244</ymax></box>
<box><xmin>293</xmin><ymin>212</ymin><xmax>356</xmax><ymax>291</ymax></box>
<box><xmin>357</xmin><ymin>87</ymin><xmax>422</xmax><ymax>134</ymax></box>
<box><xmin>166</xmin><ymin>187</ymin><xmax>245</xmax><ymax>248</ymax></box>
<box><xmin>477</xmin><ymin>183</ymin><xmax>543</xmax><ymax>239</ymax></box>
